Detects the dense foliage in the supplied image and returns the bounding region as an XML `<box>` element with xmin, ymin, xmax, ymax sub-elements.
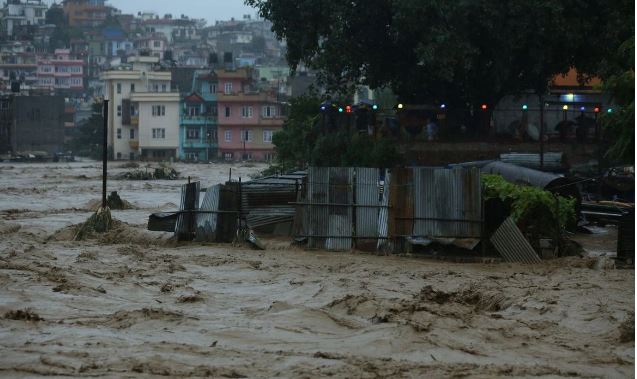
<box><xmin>68</xmin><ymin>103</ymin><xmax>104</xmax><ymax>160</ymax></box>
<box><xmin>601</xmin><ymin>38</ymin><xmax>635</xmax><ymax>165</ymax></box>
<box><xmin>46</xmin><ymin>5</ymin><xmax>84</xmax><ymax>51</ymax></box>
<box><xmin>245</xmin><ymin>0</ymin><xmax>633</xmax><ymax>106</ymax></box>
<box><xmin>482</xmin><ymin>174</ymin><xmax>576</xmax><ymax>231</ymax></box>
<box><xmin>267</xmin><ymin>95</ymin><xmax>403</xmax><ymax>173</ymax></box>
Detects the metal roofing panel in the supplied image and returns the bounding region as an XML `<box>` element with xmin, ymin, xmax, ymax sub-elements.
<box><xmin>195</xmin><ymin>184</ymin><xmax>220</xmax><ymax>242</ymax></box>
<box><xmin>490</xmin><ymin>217</ymin><xmax>542</xmax><ymax>264</ymax></box>
<box><xmin>356</xmin><ymin>167</ymin><xmax>380</xmax><ymax>249</ymax></box>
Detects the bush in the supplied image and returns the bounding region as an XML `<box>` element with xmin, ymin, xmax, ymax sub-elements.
<box><xmin>482</xmin><ymin>174</ymin><xmax>577</xmax><ymax>231</ymax></box>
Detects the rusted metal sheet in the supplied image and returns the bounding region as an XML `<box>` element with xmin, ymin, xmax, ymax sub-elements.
<box><xmin>195</xmin><ymin>184</ymin><xmax>220</xmax><ymax>242</ymax></box>
<box><xmin>412</xmin><ymin>167</ymin><xmax>482</xmax><ymax>239</ymax></box>
<box><xmin>326</xmin><ymin>167</ymin><xmax>353</xmax><ymax>251</ymax></box>
<box><xmin>175</xmin><ymin>181</ymin><xmax>200</xmax><ymax>241</ymax></box>
<box><xmin>490</xmin><ymin>217</ymin><xmax>542</xmax><ymax>263</ymax></box>
<box><xmin>388</xmin><ymin>168</ymin><xmax>413</xmax><ymax>252</ymax></box>
<box><xmin>217</xmin><ymin>183</ymin><xmax>239</xmax><ymax>243</ymax></box>
<box><xmin>356</xmin><ymin>167</ymin><xmax>380</xmax><ymax>251</ymax></box>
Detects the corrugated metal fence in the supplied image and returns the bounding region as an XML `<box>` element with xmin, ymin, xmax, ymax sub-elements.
<box><xmin>299</xmin><ymin>166</ymin><xmax>483</xmax><ymax>252</ymax></box>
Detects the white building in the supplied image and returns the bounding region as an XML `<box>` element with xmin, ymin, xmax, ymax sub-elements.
<box><xmin>1</xmin><ymin>0</ymin><xmax>47</xmax><ymax>38</ymax></box>
<box><xmin>100</xmin><ymin>56</ymin><xmax>180</xmax><ymax>160</ymax></box>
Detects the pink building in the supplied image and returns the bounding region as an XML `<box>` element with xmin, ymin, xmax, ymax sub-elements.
<box><xmin>216</xmin><ymin>67</ymin><xmax>284</xmax><ymax>162</ymax></box>
<box><xmin>37</xmin><ymin>49</ymin><xmax>84</xmax><ymax>92</ymax></box>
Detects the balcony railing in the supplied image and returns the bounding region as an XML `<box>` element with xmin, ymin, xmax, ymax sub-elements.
<box><xmin>129</xmin><ymin>141</ymin><xmax>139</xmax><ymax>149</ymax></box>
<box><xmin>130</xmin><ymin>115</ymin><xmax>139</xmax><ymax>126</ymax></box>
<box><xmin>180</xmin><ymin>115</ymin><xmax>216</xmax><ymax>125</ymax></box>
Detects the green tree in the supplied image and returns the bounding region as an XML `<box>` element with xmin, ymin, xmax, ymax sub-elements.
<box><xmin>68</xmin><ymin>103</ymin><xmax>104</xmax><ymax>160</ymax></box>
<box><xmin>601</xmin><ymin>38</ymin><xmax>635</xmax><ymax>164</ymax></box>
<box><xmin>268</xmin><ymin>95</ymin><xmax>404</xmax><ymax>172</ymax></box>
<box><xmin>245</xmin><ymin>0</ymin><xmax>633</xmax><ymax>107</ymax></box>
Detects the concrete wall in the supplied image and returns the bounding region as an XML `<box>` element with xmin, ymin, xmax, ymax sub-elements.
<box><xmin>13</xmin><ymin>95</ymin><xmax>65</xmax><ymax>154</ymax></box>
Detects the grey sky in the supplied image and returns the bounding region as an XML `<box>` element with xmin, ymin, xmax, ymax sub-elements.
<box><xmin>48</xmin><ymin>0</ymin><xmax>257</xmax><ymax>26</ymax></box>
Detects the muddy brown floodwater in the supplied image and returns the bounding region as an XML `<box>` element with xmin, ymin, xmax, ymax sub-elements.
<box><xmin>0</xmin><ymin>161</ymin><xmax>634</xmax><ymax>378</ymax></box>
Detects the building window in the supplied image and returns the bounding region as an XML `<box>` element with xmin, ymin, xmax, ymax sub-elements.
<box><xmin>116</xmin><ymin>83</ymin><xmax>121</xmax><ymax>94</ymax></box>
<box><xmin>186</xmin><ymin>128</ymin><xmax>200</xmax><ymax>139</ymax></box>
<box><xmin>262</xmin><ymin>105</ymin><xmax>276</xmax><ymax>118</ymax></box>
<box><xmin>209</xmin><ymin>84</ymin><xmax>216</xmax><ymax>94</ymax></box>
<box><xmin>224</xmin><ymin>130</ymin><xmax>231</xmax><ymax>142</ymax></box>
<box><xmin>117</xmin><ymin>105</ymin><xmax>122</xmax><ymax>117</ymax></box>
<box><xmin>224</xmin><ymin>82</ymin><xmax>232</xmax><ymax>94</ymax></box>
<box><xmin>241</xmin><ymin>106</ymin><xmax>253</xmax><ymax>118</ymax></box>
<box><xmin>264</xmin><ymin>153</ymin><xmax>274</xmax><ymax>162</ymax></box>
<box><xmin>154</xmin><ymin>41</ymin><xmax>161</xmax><ymax>48</ymax></box>
<box><xmin>224</xmin><ymin>106</ymin><xmax>231</xmax><ymax>118</ymax></box>
<box><xmin>240</xmin><ymin>129</ymin><xmax>253</xmax><ymax>142</ymax></box>
<box><xmin>187</xmin><ymin>106</ymin><xmax>199</xmax><ymax>116</ymax></box>
<box><xmin>152</xmin><ymin>128</ymin><xmax>166</xmax><ymax>139</ymax></box>
<box><xmin>117</xmin><ymin>152</ymin><xmax>122</xmax><ymax>159</ymax></box>
<box><xmin>161</xmin><ymin>84</ymin><xmax>167</xmax><ymax>92</ymax></box>
<box><xmin>130</xmin><ymin>152</ymin><xmax>135</xmax><ymax>160</ymax></box>
<box><xmin>263</xmin><ymin>130</ymin><xmax>273</xmax><ymax>143</ymax></box>
<box><xmin>224</xmin><ymin>152</ymin><xmax>233</xmax><ymax>161</ymax></box>
<box><xmin>152</xmin><ymin>105</ymin><xmax>166</xmax><ymax>116</ymax></box>
<box><xmin>242</xmin><ymin>152</ymin><xmax>252</xmax><ymax>161</ymax></box>
<box><xmin>117</xmin><ymin>128</ymin><xmax>122</xmax><ymax>139</ymax></box>
<box><xmin>130</xmin><ymin>83</ymin><xmax>135</xmax><ymax>92</ymax></box>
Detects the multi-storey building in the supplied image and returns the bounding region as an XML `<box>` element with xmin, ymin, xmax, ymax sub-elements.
<box><xmin>216</xmin><ymin>67</ymin><xmax>284</xmax><ymax>162</ymax></box>
<box><xmin>144</xmin><ymin>16</ymin><xmax>203</xmax><ymax>45</ymax></box>
<box><xmin>62</xmin><ymin>0</ymin><xmax>112</xmax><ymax>28</ymax></box>
<box><xmin>37</xmin><ymin>49</ymin><xmax>84</xmax><ymax>93</ymax></box>
<box><xmin>179</xmin><ymin>70</ymin><xmax>218</xmax><ymax>161</ymax></box>
<box><xmin>0</xmin><ymin>49</ymin><xmax>38</xmax><ymax>90</ymax></box>
<box><xmin>0</xmin><ymin>0</ymin><xmax>47</xmax><ymax>39</ymax></box>
<box><xmin>134</xmin><ymin>33</ymin><xmax>167</xmax><ymax>60</ymax></box>
<box><xmin>101</xmin><ymin>55</ymin><xmax>180</xmax><ymax>161</ymax></box>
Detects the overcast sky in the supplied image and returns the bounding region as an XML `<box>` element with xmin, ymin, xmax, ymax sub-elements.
<box><xmin>48</xmin><ymin>0</ymin><xmax>257</xmax><ymax>25</ymax></box>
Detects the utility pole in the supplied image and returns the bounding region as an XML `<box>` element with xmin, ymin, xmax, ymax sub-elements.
<box><xmin>101</xmin><ymin>99</ymin><xmax>109</xmax><ymax>208</ymax></box>
<box><xmin>539</xmin><ymin>94</ymin><xmax>545</xmax><ymax>170</ymax></box>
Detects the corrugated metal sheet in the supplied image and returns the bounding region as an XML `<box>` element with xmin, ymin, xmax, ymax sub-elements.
<box><xmin>356</xmin><ymin>167</ymin><xmax>380</xmax><ymax>250</ymax></box>
<box><xmin>482</xmin><ymin>161</ymin><xmax>563</xmax><ymax>189</ymax></box>
<box><xmin>326</xmin><ymin>167</ymin><xmax>353</xmax><ymax>251</ymax></box>
<box><xmin>500</xmin><ymin>153</ymin><xmax>564</xmax><ymax>171</ymax></box>
<box><xmin>175</xmin><ymin>181</ymin><xmax>200</xmax><ymax>241</ymax></box>
<box><xmin>308</xmin><ymin>167</ymin><xmax>329</xmax><ymax>249</ymax></box>
<box><xmin>195</xmin><ymin>184</ymin><xmax>220</xmax><ymax>242</ymax></box>
<box><xmin>377</xmin><ymin>170</ymin><xmax>392</xmax><ymax>253</ymax></box>
<box><xmin>412</xmin><ymin>167</ymin><xmax>482</xmax><ymax>238</ymax></box>
<box><xmin>490</xmin><ymin>217</ymin><xmax>542</xmax><ymax>263</ymax></box>
<box><xmin>388</xmin><ymin>168</ymin><xmax>413</xmax><ymax>252</ymax></box>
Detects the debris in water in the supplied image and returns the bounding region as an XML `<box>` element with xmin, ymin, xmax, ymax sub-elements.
<box><xmin>75</xmin><ymin>207</ymin><xmax>112</xmax><ymax>241</ymax></box>
<box><xmin>4</xmin><ymin>309</ymin><xmax>44</xmax><ymax>322</ymax></box>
